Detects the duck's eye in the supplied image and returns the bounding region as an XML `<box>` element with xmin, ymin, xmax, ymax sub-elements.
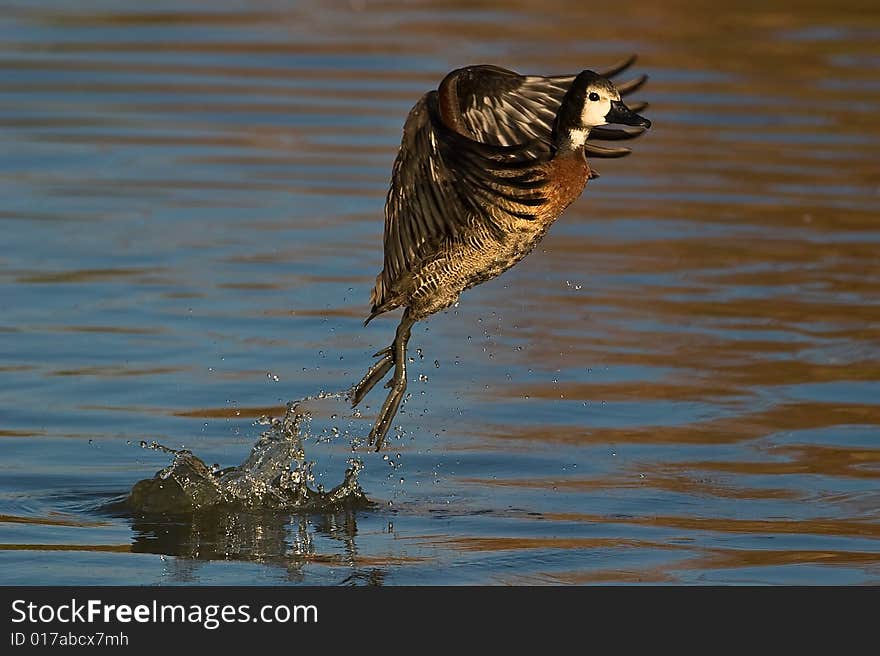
<box><xmin>588</xmin><ymin>92</ymin><xmax>600</xmax><ymax>102</ymax></box>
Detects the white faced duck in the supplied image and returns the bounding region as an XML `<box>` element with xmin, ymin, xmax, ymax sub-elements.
<box><xmin>351</xmin><ymin>57</ymin><xmax>651</xmax><ymax>449</ymax></box>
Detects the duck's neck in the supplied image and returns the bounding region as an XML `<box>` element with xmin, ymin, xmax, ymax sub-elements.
<box><xmin>552</xmin><ymin>85</ymin><xmax>590</xmax><ymax>155</ymax></box>
<box><xmin>554</xmin><ymin>127</ymin><xmax>590</xmax><ymax>154</ymax></box>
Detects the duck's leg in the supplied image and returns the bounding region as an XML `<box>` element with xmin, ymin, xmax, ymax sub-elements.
<box><xmin>350</xmin><ymin>346</ymin><xmax>394</xmax><ymax>408</ymax></box>
<box><xmin>368</xmin><ymin>309</ymin><xmax>416</xmax><ymax>451</ymax></box>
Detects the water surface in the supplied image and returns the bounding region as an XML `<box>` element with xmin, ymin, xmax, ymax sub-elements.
<box><xmin>1</xmin><ymin>0</ymin><xmax>878</xmax><ymax>584</ymax></box>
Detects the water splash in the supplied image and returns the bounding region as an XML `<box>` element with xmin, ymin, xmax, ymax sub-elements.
<box><xmin>127</xmin><ymin>400</ymin><xmax>370</xmax><ymax>514</ymax></box>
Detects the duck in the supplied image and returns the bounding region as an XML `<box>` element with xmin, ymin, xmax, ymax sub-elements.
<box><xmin>350</xmin><ymin>56</ymin><xmax>651</xmax><ymax>450</ymax></box>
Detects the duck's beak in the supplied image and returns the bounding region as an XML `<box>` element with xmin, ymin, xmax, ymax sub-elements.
<box><xmin>605</xmin><ymin>100</ymin><xmax>651</xmax><ymax>128</ymax></box>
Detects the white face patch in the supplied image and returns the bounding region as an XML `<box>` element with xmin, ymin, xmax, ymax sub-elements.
<box><xmin>579</xmin><ymin>86</ymin><xmax>618</xmax><ymax>128</ymax></box>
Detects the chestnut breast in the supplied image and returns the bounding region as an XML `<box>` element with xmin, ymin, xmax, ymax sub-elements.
<box><xmin>537</xmin><ymin>150</ymin><xmax>591</xmax><ymax>224</ymax></box>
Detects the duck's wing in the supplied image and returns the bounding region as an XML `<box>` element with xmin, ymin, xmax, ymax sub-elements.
<box><xmin>368</xmin><ymin>92</ymin><xmax>551</xmax><ymax>319</ymax></box>
<box><xmin>445</xmin><ymin>64</ymin><xmax>568</xmax><ymax>152</ymax></box>
<box><xmin>450</xmin><ymin>56</ymin><xmax>649</xmax><ymax>158</ymax></box>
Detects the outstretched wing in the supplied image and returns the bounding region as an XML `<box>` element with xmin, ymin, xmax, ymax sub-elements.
<box><xmin>450</xmin><ymin>55</ymin><xmax>648</xmax><ymax>158</ymax></box>
<box><xmin>369</xmin><ymin>92</ymin><xmax>551</xmax><ymax>319</ymax></box>
<box><xmin>446</xmin><ymin>64</ymin><xmax>569</xmax><ymax>151</ymax></box>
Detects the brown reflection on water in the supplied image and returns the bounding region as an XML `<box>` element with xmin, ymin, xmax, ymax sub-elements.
<box><xmin>51</xmin><ymin>366</ymin><xmax>184</xmax><ymax>377</ymax></box>
<box><xmin>531</xmin><ymin>544</ymin><xmax>880</xmax><ymax>584</ymax></box>
<box><xmin>1</xmin><ymin>0</ymin><xmax>878</xmax><ymax>584</ymax></box>
<box><xmin>665</xmin><ymin>444</ymin><xmax>880</xmax><ymax>479</ymax></box>
<box><xmin>480</xmin><ymin>402</ymin><xmax>878</xmax><ymax>445</ymax></box>
<box><xmin>463</xmin><ymin>473</ymin><xmax>798</xmax><ymax>501</ymax></box>
<box><xmin>0</xmin><ymin>514</ymin><xmax>109</xmax><ymax>528</ymax></box>
<box><xmin>541</xmin><ymin>513</ymin><xmax>880</xmax><ymax>540</ymax></box>
<box><xmin>15</xmin><ymin>268</ymin><xmax>162</xmax><ymax>284</ymax></box>
<box><xmin>680</xmin><ymin>546</ymin><xmax>880</xmax><ymax>572</ymax></box>
<box><xmin>418</xmin><ymin>535</ymin><xmax>684</xmax><ymax>554</ymax></box>
<box><xmin>0</xmin><ymin>543</ymin><xmax>131</xmax><ymax>553</ymax></box>
<box><xmin>538</xmin><ymin>567</ymin><xmax>679</xmax><ymax>585</ymax></box>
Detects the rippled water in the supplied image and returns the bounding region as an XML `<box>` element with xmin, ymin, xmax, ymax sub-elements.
<box><xmin>1</xmin><ymin>0</ymin><xmax>878</xmax><ymax>585</ymax></box>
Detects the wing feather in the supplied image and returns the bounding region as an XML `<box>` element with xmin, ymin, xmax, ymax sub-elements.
<box><xmin>449</xmin><ymin>58</ymin><xmax>648</xmax><ymax>155</ymax></box>
<box><xmin>369</xmin><ymin>92</ymin><xmax>550</xmax><ymax>317</ymax></box>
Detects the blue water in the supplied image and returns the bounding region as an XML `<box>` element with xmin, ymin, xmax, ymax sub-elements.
<box><xmin>1</xmin><ymin>0</ymin><xmax>878</xmax><ymax>584</ymax></box>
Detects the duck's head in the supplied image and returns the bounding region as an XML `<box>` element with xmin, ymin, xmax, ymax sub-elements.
<box><xmin>554</xmin><ymin>70</ymin><xmax>651</xmax><ymax>151</ymax></box>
